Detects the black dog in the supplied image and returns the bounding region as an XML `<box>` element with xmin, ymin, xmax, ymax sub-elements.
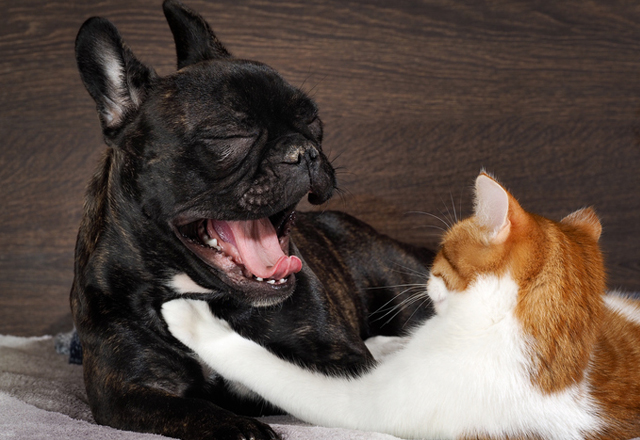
<box><xmin>72</xmin><ymin>1</ymin><xmax>434</xmax><ymax>439</ymax></box>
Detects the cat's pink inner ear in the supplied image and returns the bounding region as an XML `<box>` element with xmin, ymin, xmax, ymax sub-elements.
<box><xmin>474</xmin><ymin>173</ymin><xmax>510</xmax><ymax>243</ymax></box>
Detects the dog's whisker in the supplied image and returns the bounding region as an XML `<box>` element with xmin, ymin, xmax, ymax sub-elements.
<box><xmin>304</xmin><ymin>73</ymin><xmax>327</xmax><ymax>97</ymax></box>
<box><xmin>333</xmin><ymin>169</ymin><xmax>357</xmax><ymax>179</ymax></box>
<box><xmin>329</xmin><ymin>151</ymin><xmax>345</xmax><ymax>164</ymax></box>
<box><xmin>331</xmin><ymin>187</ymin><xmax>353</xmax><ymax>211</ymax></box>
<box><xmin>297</xmin><ymin>69</ymin><xmax>314</xmax><ymax>93</ymax></box>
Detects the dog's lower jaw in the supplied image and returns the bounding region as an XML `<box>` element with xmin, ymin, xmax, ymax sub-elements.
<box><xmin>168</xmin><ymin>272</ymin><xmax>293</xmax><ymax>305</ymax></box>
<box><xmin>247</xmin><ymin>287</ymin><xmax>295</xmax><ymax>307</ymax></box>
<box><xmin>172</xmin><ymin>207</ymin><xmax>302</xmax><ymax>305</ymax></box>
<box><xmin>167</xmin><ymin>265</ymin><xmax>297</xmax><ymax>308</ymax></box>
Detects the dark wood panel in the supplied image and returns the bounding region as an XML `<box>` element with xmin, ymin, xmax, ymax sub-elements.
<box><xmin>1</xmin><ymin>0</ymin><xmax>639</xmax><ymax>336</ymax></box>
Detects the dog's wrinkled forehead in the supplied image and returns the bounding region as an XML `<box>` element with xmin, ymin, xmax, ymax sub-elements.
<box><xmin>156</xmin><ymin>60</ymin><xmax>317</xmax><ymax>135</ymax></box>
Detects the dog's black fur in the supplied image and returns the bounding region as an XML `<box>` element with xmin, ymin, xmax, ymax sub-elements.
<box><xmin>71</xmin><ymin>1</ymin><xmax>435</xmax><ymax>439</ymax></box>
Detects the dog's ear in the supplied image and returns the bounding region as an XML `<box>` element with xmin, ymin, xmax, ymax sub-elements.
<box><xmin>75</xmin><ymin>17</ymin><xmax>156</xmax><ymax>143</ymax></box>
<box><xmin>162</xmin><ymin>0</ymin><xmax>231</xmax><ymax>69</ymax></box>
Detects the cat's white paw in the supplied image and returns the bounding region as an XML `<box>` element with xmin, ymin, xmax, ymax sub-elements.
<box><xmin>162</xmin><ymin>299</ymin><xmax>205</xmax><ymax>347</ymax></box>
<box><xmin>162</xmin><ymin>299</ymin><xmax>232</xmax><ymax>349</ymax></box>
<box><xmin>365</xmin><ymin>335</ymin><xmax>407</xmax><ymax>361</ymax></box>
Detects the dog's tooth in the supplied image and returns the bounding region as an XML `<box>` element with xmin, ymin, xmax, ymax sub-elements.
<box><xmin>206</xmin><ymin>238</ymin><xmax>221</xmax><ymax>251</ymax></box>
<box><xmin>255</xmin><ymin>277</ymin><xmax>264</xmax><ymax>282</ymax></box>
<box><xmin>279</xmin><ymin>278</ymin><xmax>286</xmax><ymax>283</ymax></box>
<box><xmin>267</xmin><ymin>279</ymin><xmax>276</xmax><ymax>285</ymax></box>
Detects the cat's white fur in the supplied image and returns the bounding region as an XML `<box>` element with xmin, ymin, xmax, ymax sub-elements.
<box><xmin>162</xmin><ymin>271</ymin><xmax>603</xmax><ymax>439</ymax></box>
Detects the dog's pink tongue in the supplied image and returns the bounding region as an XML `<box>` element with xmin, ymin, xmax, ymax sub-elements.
<box><xmin>211</xmin><ymin>218</ymin><xmax>302</xmax><ymax>279</ymax></box>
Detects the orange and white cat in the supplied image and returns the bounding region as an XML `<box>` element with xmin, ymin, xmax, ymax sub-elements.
<box><xmin>163</xmin><ymin>173</ymin><xmax>640</xmax><ymax>440</ymax></box>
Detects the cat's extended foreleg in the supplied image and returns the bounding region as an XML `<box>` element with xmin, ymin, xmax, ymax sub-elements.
<box><xmin>364</xmin><ymin>335</ymin><xmax>407</xmax><ymax>362</ymax></box>
<box><xmin>162</xmin><ymin>299</ymin><xmax>382</xmax><ymax>431</ymax></box>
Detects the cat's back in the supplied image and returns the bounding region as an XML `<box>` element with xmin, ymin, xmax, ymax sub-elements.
<box><xmin>582</xmin><ymin>292</ymin><xmax>640</xmax><ymax>439</ymax></box>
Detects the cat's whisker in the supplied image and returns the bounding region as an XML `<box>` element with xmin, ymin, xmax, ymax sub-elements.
<box><xmin>458</xmin><ymin>185</ymin><xmax>464</xmax><ymax>224</ymax></box>
<box><xmin>439</xmin><ymin>196</ymin><xmax>455</xmax><ymax>229</ymax></box>
<box><xmin>369</xmin><ymin>287</ymin><xmax>424</xmax><ymax>315</ymax></box>
<box><xmin>367</xmin><ymin>261</ymin><xmax>429</xmax><ymax>319</ymax></box>
<box><xmin>366</xmin><ymin>283</ymin><xmax>427</xmax><ymax>291</ymax></box>
<box><xmin>366</xmin><ymin>284</ymin><xmax>426</xmax><ymax>320</ymax></box>
<box><xmin>411</xmin><ymin>224</ymin><xmax>447</xmax><ymax>233</ymax></box>
<box><xmin>367</xmin><ymin>285</ymin><xmax>427</xmax><ymax>314</ymax></box>
<box><xmin>450</xmin><ymin>191</ymin><xmax>458</xmax><ymax>223</ymax></box>
<box><xmin>377</xmin><ymin>292</ymin><xmax>430</xmax><ymax>328</ymax></box>
<box><xmin>389</xmin><ymin>263</ymin><xmax>430</xmax><ymax>281</ymax></box>
<box><xmin>406</xmin><ymin>211</ymin><xmax>452</xmax><ymax>230</ymax></box>
<box><xmin>401</xmin><ymin>295</ymin><xmax>434</xmax><ymax>330</ymax></box>
<box><xmin>370</xmin><ymin>288</ymin><xmax>429</xmax><ymax>324</ymax></box>
<box><xmin>366</xmin><ymin>284</ymin><xmax>420</xmax><ymax>316</ymax></box>
<box><xmin>370</xmin><ymin>295</ymin><xmax>427</xmax><ymax>316</ymax></box>
<box><xmin>371</xmin><ymin>300</ymin><xmax>417</xmax><ymax>325</ymax></box>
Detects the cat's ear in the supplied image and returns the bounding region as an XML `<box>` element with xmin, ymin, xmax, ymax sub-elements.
<box><xmin>163</xmin><ymin>0</ymin><xmax>232</xmax><ymax>70</ymax></box>
<box><xmin>561</xmin><ymin>207</ymin><xmax>602</xmax><ymax>241</ymax></box>
<box><xmin>474</xmin><ymin>173</ymin><xmax>512</xmax><ymax>244</ymax></box>
<box><xmin>75</xmin><ymin>17</ymin><xmax>156</xmax><ymax>142</ymax></box>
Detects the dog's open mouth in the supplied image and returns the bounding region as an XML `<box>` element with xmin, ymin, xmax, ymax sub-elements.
<box><xmin>174</xmin><ymin>208</ymin><xmax>301</xmax><ymax>290</ymax></box>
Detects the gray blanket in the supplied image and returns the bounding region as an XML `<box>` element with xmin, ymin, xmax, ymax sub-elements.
<box><xmin>0</xmin><ymin>334</ymin><xmax>399</xmax><ymax>440</ymax></box>
<box><xmin>4</xmin><ymin>334</ymin><xmax>639</xmax><ymax>440</ymax></box>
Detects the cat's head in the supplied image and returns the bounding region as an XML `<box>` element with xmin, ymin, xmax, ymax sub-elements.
<box><xmin>427</xmin><ymin>172</ymin><xmax>605</xmax><ymax>316</ymax></box>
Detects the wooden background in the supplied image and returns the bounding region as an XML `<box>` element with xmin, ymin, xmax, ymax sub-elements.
<box><xmin>1</xmin><ymin>0</ymin><xmax>639</xmax><ymax>336</ymax></box>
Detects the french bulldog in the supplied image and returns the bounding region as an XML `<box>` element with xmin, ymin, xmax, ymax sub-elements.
<box><xmin>71</xmin><ymin>1</ymin><xmax>435</xmax><ymax>439</ymax></box>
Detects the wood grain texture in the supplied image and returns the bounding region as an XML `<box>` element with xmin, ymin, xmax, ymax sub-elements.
<box><xmin>1</xmin><ymin>0</ymin><xmax>638</xmax><ymax>336</ymax></box>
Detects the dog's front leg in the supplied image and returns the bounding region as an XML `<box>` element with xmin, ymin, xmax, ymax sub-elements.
<box><xmin>79</xmin><ymin>324</ymin><xmax>279</xmax><ymax>440</ymax></box>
